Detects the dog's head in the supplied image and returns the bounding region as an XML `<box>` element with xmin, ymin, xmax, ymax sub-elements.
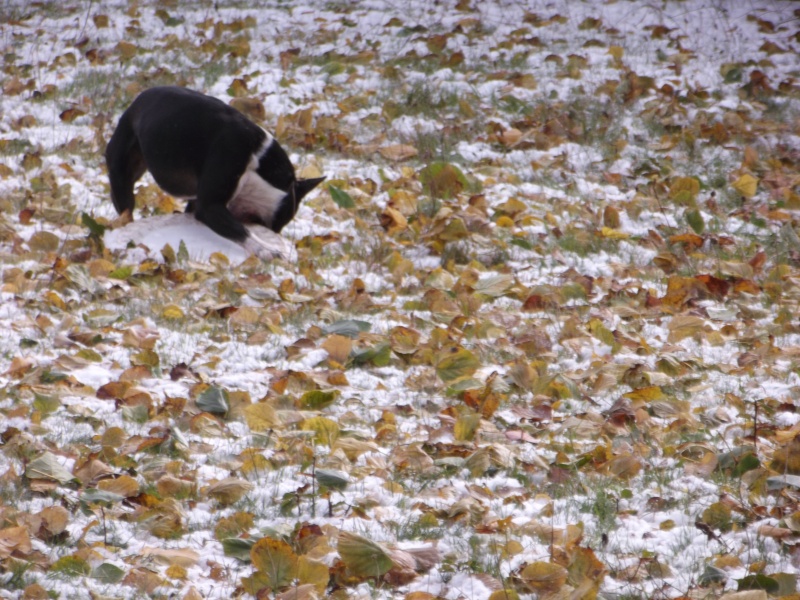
<box><xmin>249</xmin><ymin>136</ymin><xmax>325</xmax><ymax>233</ymax></box>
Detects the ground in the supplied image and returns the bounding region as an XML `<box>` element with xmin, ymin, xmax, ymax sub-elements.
<box><xmin>1</xmin><ymin>1</ymin><xmax>800</xmax><ymax>599</ymax></box>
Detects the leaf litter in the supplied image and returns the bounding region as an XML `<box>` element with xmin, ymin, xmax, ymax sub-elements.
<box><xmin>1</xmin><ymin>0</ymin><xmax>800</xmax><ymax>599</ymax></box>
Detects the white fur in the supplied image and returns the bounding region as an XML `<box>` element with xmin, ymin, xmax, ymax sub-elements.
<box><xmin>228</xmin><ymin>135</ymin><xmax>286</xmax><ymax>226</ymax></box>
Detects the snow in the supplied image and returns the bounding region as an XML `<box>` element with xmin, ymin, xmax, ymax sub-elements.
<box><xmin>0</xmin><ymin>0</ymin><xmax>798</xmax><ymax>598</ymax></box>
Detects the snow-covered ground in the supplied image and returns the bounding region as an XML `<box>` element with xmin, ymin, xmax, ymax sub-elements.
<box><xmin>1</xmin><ymin>1</ymin><xmax>799</xmax><ymax>598</ymax></box>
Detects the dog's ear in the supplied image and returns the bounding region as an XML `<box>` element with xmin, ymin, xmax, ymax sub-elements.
<box><xmin>294</xmin><ymin>176</ymin><xmax>325</xmax><ymax>200</ymax></box>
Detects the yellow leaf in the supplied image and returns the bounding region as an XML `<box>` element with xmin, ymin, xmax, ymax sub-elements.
<box><xmin>608</xmin><ymin>46</ymin><xmax>624</xmax><ymax>60</ymax></box>
<box><xmin>300</xmin><ymin>416</ymin><xmax>340</xmax><ymax>446</ymax></box>
<box><xmin>251</xmin><ymin>537</ymin><xmax>297</xmax><ymax>589</ymax></box>
<box><xmin>380</xmin><ymin>206</ymin><xmax>408</xmax><ymax>234</ymax></box>
<box><xmin>44</xmin><ymin>290</ymin><xmax>67</xmax><ymax>311</ymax></box>
<box><xmin>161</xmin><ymin>304</ymin><xmax>184</xmax><ymax>320</ymax></box>
<box><xmin>454</xmin><ymin>413</ymin><xmax>481</xmax><ymax>442</ymax></box>
<box><xmin>389</xmin><ymin>326</ymin><xmax>420</xmax><ymax>355</ymax></box>
<box><xmin>489</xmin><ymin>591</ymin><xmax>519</xmax><ymax>600</ymax></box>
<box><xmin>296</xmin><ymin>555</ymin><xmax>329</xmax><ymax>592</ymax></box>
<box><xmin>732</xmin><ymin>173</ymin><xmax>758</xmax><ymax>198</ymax></box>
<box><xmin>623</xmin><ymin>386</ymin><xmax>665</xmax><ymax>402</ymax></box>
<box><xmin>243</xmin><ymin>402</ymin><xmax>279</xmax><ymax>431</ymax></box>
<box><xmin>599</xmin><ymin>227</ymin><xmax>629</xmax><ymax>239</ymax></box>
<box><xmin>669</xmin><ymin>176</ymin><xmax>700</xmax><ymax>204</ymax></box>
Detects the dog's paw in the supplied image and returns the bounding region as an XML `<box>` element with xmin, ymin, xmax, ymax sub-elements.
<box><xmin>243</xmin><ymin>227</ymin><xmax>289</xmax><ymax>260</ymax></box>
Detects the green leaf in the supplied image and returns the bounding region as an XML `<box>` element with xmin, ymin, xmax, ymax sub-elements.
<box><xmin>436</xmin><ymin>347</ymin><xmax>480</xmax><ymax>383</ymax></box>
<box><xmin>222</xmin><ymin>538</ymin><xmax>255</xmax><ymax>562</ymax></box>
<box><xmin>197</xmin><ymin>386</ymin><xmax>229</xmax><ymax>416</ymax></box>
<box><xmin>732</xmin><ymin>452</ymin><xmax>760</xmax><ymax>477</ymax></box>
<box><xmin>510</xmin><ymin>237</ymin><xmax>533</xmax><ymax>250</ymax></box>
<box><xmin>329</xmin><ymin>185</ymin><xmax>356</xmax><ymax>209</ymax></box>
<box><xmin>315</xmin><ymin>468</ymin><xmax>349</xmax><ymax>491</ymax></box>
<box><xmin>299</xmin><ymin>389</ymin><xmax>338</xmax><ymax>410</ymax></box>
<box><xmin>737</xmin><ymin>574</ymin><xmax>779</xmax><ymax>594</ymax></box>
<box><xmin>82</xmin><ymin>212</ymin><xmax>106</xmax><ymax>237</ymax></box>
<box><xmin>419</xmin><ymin>162</ymin><xmax>470</xmax><ymax>198</ymax></box>
<box><xmin>92</xmin><ymin>563</ymin><xmax>125</xmax><ymax>583</ymax></box>
<box><xmin>337</xmin><ymin>531</ymin><xmax>394</xmax><ymax>578</ymax></box>
<box><xmin>109</xmin><ymin>266</ymin><xmax>133</xmax><ymax>280</ymax></box>
<box><xmin>177</xmin><ymin>239</ymin><xmax>190</xmax><ymax>263</ymax></box>
<box><xmin>81</xmin><ymin>488</ymin><xmax>125</xmax><ymax>505</ymax></box>
<box><xmin>323</xmin><ymin>319</ymin><xmax>371</xmax><ymax>338</ymax></box>
<box><xmin>350</xmin><ymin>343</ymin><xmax>391</xmax><ymax>367</ymax></box>
<box><xmin>52</xmin><ymin>556</ymin><xmax>91</xmax><ymax>576</ymax></box>
<box><xmin>33</xmin><ymin>393</ymin><xmax>59</xmax><ymax>415</ymax></box>
<box><xmin>686</xmin><ymin>209</ymin><xmax>705</xmax><ymax>234</ymax></box>
<box><xmin>26</xmin><ymin>452</ymin><xmax>75</xmax><ymax>484</ymax></box>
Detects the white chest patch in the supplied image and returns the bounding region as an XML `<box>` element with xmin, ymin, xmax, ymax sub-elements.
<box><xmin>228</xmin><ymin>148</ymin><xmax>286</xmax><ymax>226</ymax></box>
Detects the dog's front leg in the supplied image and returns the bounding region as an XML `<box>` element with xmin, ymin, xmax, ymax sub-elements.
<box><xmin>193</xmin><ymin>142</ymin><xmax>252</xmax><ymax>242</ymax></box>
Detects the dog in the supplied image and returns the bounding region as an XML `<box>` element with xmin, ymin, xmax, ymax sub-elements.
<box><xmin>105</xmin><ymin>86</ymin><xmax>324</xmax><ymax>258</ymax></box>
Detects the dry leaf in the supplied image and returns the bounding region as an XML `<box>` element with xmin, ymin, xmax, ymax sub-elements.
<box><xmin>519</xmin><ymin>562</ymin><xmax>568</xmax><ymax>594</ymax></box>
<box><xmin>732</xmin><ymin>173</ymin><xmax>758</xmax><ymax>198</ymax></box>
<box><xmin>379</xmin><ymin>144</ymin><xmax>418</xmax><ymax>161</ymax></box>
<box><xmin>205</xmin><ymin>478</ymin><xmax>253</xmax><ymax>506</ymax></box>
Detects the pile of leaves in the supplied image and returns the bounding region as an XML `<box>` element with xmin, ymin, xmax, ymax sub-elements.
<box><xmin>1</xmin><ymin>1</ymin><xmax>800</xmax><ymax>598</ymax></box>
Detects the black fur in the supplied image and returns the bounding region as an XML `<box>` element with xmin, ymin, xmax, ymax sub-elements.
<box><xmin>105</xmin><ymin>86</ymin><xmax>324</xmax><ymax>243</ymax></box>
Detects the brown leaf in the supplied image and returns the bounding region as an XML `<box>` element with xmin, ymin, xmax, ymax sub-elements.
<box><xmin>322</xmin><ymin>334</ymin><xmax>352</xmax><ymax>364</ymax></box>
<box><xmin>59</xmin><ymin>108</ymin><xmax>86</xmax><ymax>123</ymax></box>
<box><xmin>379</xmin><ymin>144</ymin><xmax>418</xmax><ymax>161</ymax></box>
<box><xmin>518</xmin><ymin>561</ymin><xmax>568</xmax><ymax>594</ymax></box>
<box><xmin>98</xmin><ymin>474</ymin><xmax>140</xmax><ymax>498</ymax></box>
<box><xmin>39</xmin><ymin>506</ymin><xmax>69</xmax><ymax>535</ymax></box>
<box><xmin>142</xmin><ymin>547</ymin><xmax>200</xmax><ymax>568</ymax></box>
<box><xmin>230</xmin><ymin>97</ymin><xmax>266</xmax><ymax>121</ymax></box>
<box><xmin>380</xmin><ymin>206</ymin><xmax>408</xmax><ymax>234</ymax></box>
<box><xmin>0</xmin><ymin>526</ymin><xmax>32</xmax><ymax>559</ymax></box>
<box><xmin>205</xmin><ymin>478</ymin><xmax>253</xmax><ymax>506</ymax></box>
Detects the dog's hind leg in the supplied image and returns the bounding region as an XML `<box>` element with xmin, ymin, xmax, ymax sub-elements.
<box><xmin>105</xmin><ymin>112</ymin><xmax>146</xmax><ymax>216</ymax></box>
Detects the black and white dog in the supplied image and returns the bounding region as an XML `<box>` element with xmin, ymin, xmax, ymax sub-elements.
<box><xmin>105</xmin><ymin>86</ymin><xmax>324</xmax><ymax>257</ymax></box>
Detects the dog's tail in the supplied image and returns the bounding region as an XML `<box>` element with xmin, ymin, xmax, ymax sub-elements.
<box><xmin>105</xmin><ymin>111</ymin><xmax>146</xmax><ymax>215</ymax></box>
